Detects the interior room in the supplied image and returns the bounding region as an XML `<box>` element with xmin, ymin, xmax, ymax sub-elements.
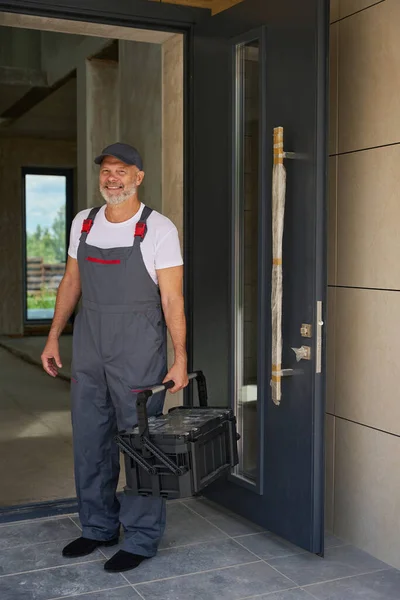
<box><xmin>0</xmin><ymin>14</ymin><xmax>184</xmax><ymax>508</ymax></box>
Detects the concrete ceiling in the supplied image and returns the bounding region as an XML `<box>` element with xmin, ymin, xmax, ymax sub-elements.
<box><xmin>0</xmin><ymin>84</ymin><xmax>32</xmax><ymax>116</ymax></box>
<box><xmin>0</xmin><ymin>31</ymin><xmax>119</xmax><ymax>140</ymax></box>
<box><xmin>0</xmin><ymin>77</ymin><xmax>77</xmax><ymax>140</ymax></box>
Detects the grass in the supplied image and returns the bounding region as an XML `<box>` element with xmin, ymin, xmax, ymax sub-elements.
<box><xmin>27</xmin><ymin>291</ymin><xmax>57</xmax><ymax>310</ymax></box>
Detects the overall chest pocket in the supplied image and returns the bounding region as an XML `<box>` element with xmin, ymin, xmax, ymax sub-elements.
<box><xmin>82</xmin><ymin>257</ymin><xmax>127</xmax><ymax>301</ymax></box>
<box><xmin>142</xmin><ymin>307</ymin><xmax>165</xmax><ymax>339</ymax></box>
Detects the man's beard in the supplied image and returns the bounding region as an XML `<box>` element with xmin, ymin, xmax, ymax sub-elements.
<box><xmin>100</xmin><ymin>182</ymin><xmax>137</xmax><ymax>205</ymax></box>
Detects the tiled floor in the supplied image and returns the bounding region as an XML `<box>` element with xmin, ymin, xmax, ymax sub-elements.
<box><xmin>0</xmin><ymin>497</ymin><xmax>399</xmax><ymax>600</ymax></box>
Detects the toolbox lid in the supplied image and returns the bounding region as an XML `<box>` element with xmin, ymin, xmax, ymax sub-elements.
<box><xmin>131</xmin><ymin>407</ymin><xmax>234</xmax><ymax>438</ymax></box>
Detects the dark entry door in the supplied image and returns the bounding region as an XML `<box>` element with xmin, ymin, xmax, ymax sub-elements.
<box><xmin>0</xmin><ymin>0</ymin><xmax>328</xmax><ymax>555</ymax></box>
<box><xmin>190</xmin><ymin>0</ymin><xmax>328</xmax><ymax>555</ymax></box>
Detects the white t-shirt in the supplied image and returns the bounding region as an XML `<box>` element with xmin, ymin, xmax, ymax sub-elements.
<box><xmin>68</xmin><ymin>203</ymin><xmax>183</xmax><ymax>284</ymax></box>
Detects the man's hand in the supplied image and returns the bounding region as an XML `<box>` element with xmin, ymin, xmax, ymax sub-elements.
<box><xmin>40</xmin><ymin>256</ymin><xmax>81</xmax><ymax>377</ymax></box>
<box><xmin>163</xmin><ymin>362</ymin><xmax>189</xmax><ymax>393</ymax></box>
<box><xmin>41</xmin><ymin>337</ymin><xmax>62</xmax><ymax>377</ymax></box>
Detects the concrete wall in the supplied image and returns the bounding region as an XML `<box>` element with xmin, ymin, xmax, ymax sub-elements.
<box><xmin>0</xmin><ymin>26</ymin><xmax>41</xmax><ymax>70</ymax></box>
<box><xmin>40</xmin><ymin>32</ymin><xmax>112</xmax><ymax>86</ymax></box>
<box><xmin>327</xmin><ymin>0</ymin><xmax>400</xmax><ymax>570</ymax></box>
<box><xmin>119</xmin><ymin>41</ymin><xmax>162</xmax><ymax>212</ymax></box>
<box><xmin>77</xmin><ymin>58</ymin><xmax>119</xmax><ymax>212</ymax></box>
<box><xmin>161</xmin><ymin>34</ymin><xmax>184</xmax><ymax>412</ymax></box>
<box><xmin>0</xmin><ymin>138</ymin><xmax>76</xmax><ymax>335</ymax></box>
<box><xmin>77</xmin><ymin>42</ymin><xmax>162</xmax><ymax>212</ymax></box>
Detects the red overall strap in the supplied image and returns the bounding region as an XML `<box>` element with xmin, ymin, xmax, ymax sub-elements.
<box><xmin>81</xmin><ymin>219</ymin><xmax>93</xmax><ymax>233</ymax></box>
<box><xmin>134</xmin><ymin>206</ymin><xmax>153</xmax><ymax>242</ymax></box>
<box><xmin>134</xmin><ymin>221</ymin><xmax>147</xmax><ymax>239</ymax></box>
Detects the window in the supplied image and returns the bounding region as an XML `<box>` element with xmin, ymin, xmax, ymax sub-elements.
<box><xmin>233</xmin><ymin>39</ymin><xmax>260</xmax><ymax>483</ymax></box>
<box><xmin>23</xmin><ymin>168</ymin><xmax>73</xmax><ymax>323</ymax></box>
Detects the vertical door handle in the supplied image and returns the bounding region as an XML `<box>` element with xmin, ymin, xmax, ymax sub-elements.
<box><xmin>271</xmin><ymin>127</ymin><xmax>286</xmax><ymax>406</ymax></box>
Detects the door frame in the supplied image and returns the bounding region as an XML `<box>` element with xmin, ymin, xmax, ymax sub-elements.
<box><xmin>0</xmin><ymin>3</ymin><xmax>328</xmax><ymax>547</ymax></box>
<box><xmin>0</xmin><ymin>0</ymin><xmax>203</xmax><ymax>518</ymax></box>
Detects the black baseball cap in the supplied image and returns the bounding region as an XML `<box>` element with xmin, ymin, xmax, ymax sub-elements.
<box><xmin>94</xmin><ymin>142</ymin><xmax>143</xmax><ymax>170</ymax></box>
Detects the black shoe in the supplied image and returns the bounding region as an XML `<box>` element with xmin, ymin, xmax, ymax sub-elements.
<box><xmin>62</xmin><ymin>536</ymin><xmax>119</xmax><ymax>558</ymax></box>
<box><xmin>104</xmin><ymin>550</ymin><xmax>147</xmax><ymax>572</ymax></box>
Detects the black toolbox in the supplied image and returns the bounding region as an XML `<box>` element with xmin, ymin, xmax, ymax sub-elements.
<box><xmin>115</xmin><ymin>372</ymin><xmax>239</xmax><ymax>499</ymax></box>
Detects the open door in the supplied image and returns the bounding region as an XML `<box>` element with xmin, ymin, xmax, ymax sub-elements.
<box><xmin>190</xmin><ymin>0</ymin><xmax>328</xmax><ymax>555</ymax></box>
<box><xmin>0</xmin><ymin>0</ymin><xmax>327</xmax><ymax>555</ymax></box>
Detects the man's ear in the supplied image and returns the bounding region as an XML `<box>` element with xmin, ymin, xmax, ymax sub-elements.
<box><xmin>136</xmin><ymin>170</ymin><xmax>145</xmax><ymax>186</ymax></box>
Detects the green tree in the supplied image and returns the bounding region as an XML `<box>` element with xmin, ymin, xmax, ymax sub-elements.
<box><xmin>26</xmin><ymin>207</ymin><xmax>66</xmax><ymax>264</ymax></box>
<box><xmin>50</xmin><ymin>206</ymin><xmax>66</xmax><ymax>263</ymax></box>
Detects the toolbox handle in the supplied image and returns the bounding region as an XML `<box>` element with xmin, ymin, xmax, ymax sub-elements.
<box><xmin>136</xmin><ymin>371</ymin><xmax>208</xmax><ymax>438</ymax></box>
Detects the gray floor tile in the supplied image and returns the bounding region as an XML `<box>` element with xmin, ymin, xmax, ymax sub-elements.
<box><xmin>182</xmin><ymin>497</ymin><xmax>231</xmax><ymax>519</ymax></box>
<box><xmin>0</xmin><ymin>518</ymin><xmax>81</xmax><ymax>550</ymax></box>
<box><xmin>100</xmin><ymin>503</ymin><xmax>227</xmax><ymax>558</ymax></box>
<box><xmin>71</xmin><ymin>517</ymin><xmax>82</xmax><ymax>530</ymax></box>
<box><xmin>235</xmin><ymin>532</ymin><xmax>305</xmax><ymax>560</ymax></box>
<box><xmin>305</xmin><ymin>568</ymin><xmax>400</xmax><ymax>600</ymax></box>
<box><xmin>159</xmin><ymin>502</ymin><xmax>227</xmax><ymax>549</ymax></box>
<box><xmin>0</xmin><ymin>561</ymin><xmax>126</xmax><ymax>600</ymax></box>
<box><xmin>267</xmin><ymin>545</ymin><xmax>391</xmax><ymax>586</ymax></box>
<box><xmin>0</xmin><ymin>538</ymin><xmax>103</xmax><ymax>576</ymax></box>
<box><xmin>123</xmin><ymin>538</ymin><xmax>256</xmax><ymax>584</ymax></box>
<box><xmin>135</xmin><ymin>560</ymin><xmax>294</xmax><ymax>600</ymax></box>
<box><xmin>253</xmin><ymin>591</ymin><xmax>315</xmax><ymax>600</ymax></box>
<box><xmin>325</xmin><ymin>533</ymin><xmax>345</xmax><ymax>549</ymax></box>
<box><xmin>205</xmin><ymin>511</ymin><xmax>265</xmax><ymax>537</ymax></box>
<box><xmin>58</xmin><ymin>587</ymin><xmax>141</xmax><ymax>599</ymax></box>
<box><xmin>184</xmin><ymin>499</ymin><xmax>264</xmax><ymax>537</ymax></box>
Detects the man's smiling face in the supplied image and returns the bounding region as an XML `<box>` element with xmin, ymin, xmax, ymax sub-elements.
<box><xmin>99</xmin><ymin>156</ymin><xmax>143</xmax><ymax>205</ymax></box>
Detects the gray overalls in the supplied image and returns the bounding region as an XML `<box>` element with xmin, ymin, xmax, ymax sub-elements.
<box><xmin>71</xmin><ymin>205</ymin><xmax>167</xmax><ymax>556</ymax></box>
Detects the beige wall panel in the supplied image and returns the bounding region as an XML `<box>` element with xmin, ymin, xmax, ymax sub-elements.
<box><xmin>0</xmin><ymin>138</ymin><xmax>76</xmax><ymax>335</ymax></box>
<box><xmin>335</xmin><ymin>287</ymin><xmax>400</xmax><ymax>436</ymax></box>
<box><xmin>326</xmin><ymin>287</ymin><xmax>336</xmax><ymax>415</ymax></box>
<box><xmin>338</xmin><ymin>0</ymin><xmax>400</xmax><ymax>153</ymax></box>
<box><xmin>339</xmin><ymin>0</ymin><xmax>386</xmax><ymax>20</ymax></box>
<box><xmin>325</xmin><ymin>414</ymin><xmax>335</xmax><ymax>532</ymax></box>
<box><xmin>334</xmin><ymin>418</ymin><xmax>400</xmax><ymax>570</ymax></box>
<box><xmin>337</xmin><ymin>145</ymin><xmax>400</xmax><ymax>290</ymax></box>
<box><xmin>329</xmin><ymin>23</ymin><xmax>338</xmax><ymax>156</ymax></box>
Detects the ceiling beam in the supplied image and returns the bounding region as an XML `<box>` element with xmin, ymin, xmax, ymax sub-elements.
<box><xmin>0</xmin><ymin>71</ymin><xmax>75</xmax><ymax>124</ymax></box>
<box><xmin>0</xmin><ymin>66</ymin><xmax>48</xmax><ymax>87</ymax></box>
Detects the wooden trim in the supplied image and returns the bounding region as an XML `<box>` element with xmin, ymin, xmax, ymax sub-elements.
<box><xmin>147</xmin><ymin>0</ymin><xmax>243</xmax><ymax>14</ymax></box>
<box><xmin>148</xmin><ymin>0</ymin><xmax>212</xmax><ymax>9</ymax></box>
<box><xmin>212</xmin><ymin>0</ymin><xmax>243</xmax><ymax>15</ymax></box>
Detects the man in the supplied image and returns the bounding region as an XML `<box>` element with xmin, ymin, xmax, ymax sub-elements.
<box><xmin>41</xmin><ymin>142</ymin><xmax>188</xmax><ymax>573</ymax></box>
